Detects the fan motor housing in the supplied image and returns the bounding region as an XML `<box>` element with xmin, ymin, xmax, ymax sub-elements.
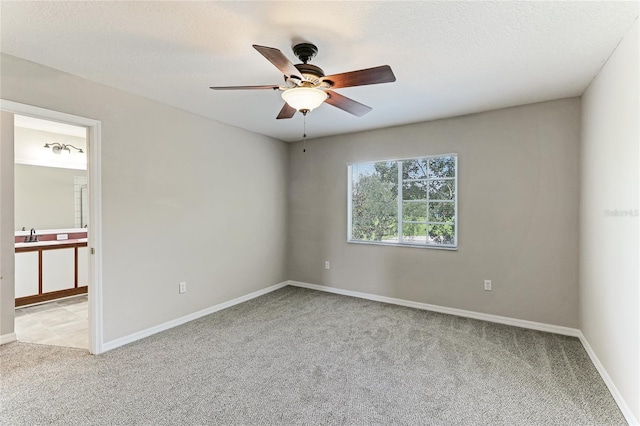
<box><xmin>284</xmin><ymin>63</ymin><xmax>325</xmax><ymax>86</ymax></box>
<box><xmin>295</xmin><ymin>63</ymin><xmax>324</xmax><ymax>77</ymax></box>
<box><xmin>297</xmin><ymin>63</ymin><xmax>325</xmax><ymax>83</ymax></box>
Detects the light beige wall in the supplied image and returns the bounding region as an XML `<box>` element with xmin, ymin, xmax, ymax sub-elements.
<box><xmin>288</xmin><ymin>98</ymin><xmax>581</xmax><ymax>327</ymax></box>
<box><xmin>15</xmin><ymin>126</ymin><xmax>87</xmax><ymax>170</ymax></box>
<box><xmin>580</xmin><ymin>19</ymin><xmax>639</xmax><ymax>423</ymax></box>
<box><xmin>14</xmin><ymin>165</ymin><xmax>86</xmax><ymax>231</ymax></box>
<box><xmin>1</xmin><ymin>53</ymin><xmax>289</xmax><ymax>343</ymax></box>
<box><xmin>0</xmin><ymin>111</ymin><xmax>15</xmax><ymax>338</ymax></box>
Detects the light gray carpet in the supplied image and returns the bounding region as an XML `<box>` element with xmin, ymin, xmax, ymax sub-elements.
<box><xmin>0</xmin><ymin>286</ymin><xmax>625</xmax><ymax>425</ymax></box>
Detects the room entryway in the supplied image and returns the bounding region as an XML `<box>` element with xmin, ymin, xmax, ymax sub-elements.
<box><xmin>13</xmin><ymin>114</ymin><xmax>89</xmax><ymax>350</ymax></box>
<box><xmin>0</xmin><ymin>100</ymin><xmax>103</xmax><ymax>354</ymax></box>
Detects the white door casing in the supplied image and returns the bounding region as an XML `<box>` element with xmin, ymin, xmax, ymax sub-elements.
<box><xmin>0</xmin><ymin>99</ymin><xmax>103</xmax><ymax>354</ymax></box>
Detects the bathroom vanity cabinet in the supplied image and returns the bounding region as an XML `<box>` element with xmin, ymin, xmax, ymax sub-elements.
<box><xmin>15</xmin><ymin>239</ymin><xmax>88</xmax><ymax>307</ymax></box>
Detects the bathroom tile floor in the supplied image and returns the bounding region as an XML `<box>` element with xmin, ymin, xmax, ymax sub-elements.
<box><xmin>14</xmin><ymin>295</ymin><xmax>88</xmax><ymax>350</ymax></box>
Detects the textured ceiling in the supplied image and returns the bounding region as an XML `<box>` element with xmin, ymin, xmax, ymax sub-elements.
<box><xmin>1</xmin><ymin>2</ymin><xmax>638</xmax><ymax>142</ymax></box>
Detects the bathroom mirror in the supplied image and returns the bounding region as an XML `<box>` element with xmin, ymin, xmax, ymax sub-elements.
<box><xmin>14</xmin><ymin>164</ymin><xmax>88</xmax><ymax>232</ymax></box>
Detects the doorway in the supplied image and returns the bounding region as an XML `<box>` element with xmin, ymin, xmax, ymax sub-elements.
<box><xmin>0</xmin><ymin>100</ymin><xmax>103</xmax><ymax>354</ymax></box>
<box><xmin>14</xmin><ymin>115</ymin><xmax>89</xmax><ymax>348</ymax></box>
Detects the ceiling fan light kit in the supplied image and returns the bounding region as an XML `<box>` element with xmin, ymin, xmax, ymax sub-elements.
<box><xmin>281</xmin><ymin>87</ymin><xmax>328</xmax><ymax>113</ymax></box>
<box><xmin>210</xmin><ymin>42</ymin><xmax>396</xmax><ymax>122</ymax></box>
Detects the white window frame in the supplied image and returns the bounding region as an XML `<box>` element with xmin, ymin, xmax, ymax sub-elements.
<box><xmin>347</xmin><ymin>153</ymin><xmax>458</xmax><ymax>250</ymax></box>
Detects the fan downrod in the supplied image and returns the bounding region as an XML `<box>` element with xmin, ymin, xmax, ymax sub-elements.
<box><xmin>293</xmin><ymin>43</ymin><xmax>318</xmax><ymax>64</ymax></box>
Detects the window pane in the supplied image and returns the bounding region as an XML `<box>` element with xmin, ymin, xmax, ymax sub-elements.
<box><xmin>352</xmin><ymin>161</ymin><xmax>395</xmax><ymax>184</ymax></box>
<box><xmin>403</xmin><ymin>223</ymin><xmax>427</xmax><ymax>242</ymax></box>
<box><xmin>428</xmin><ymin>202</ymin><xmax>455</xmax><ymax>223</ymax></box>
<box><xmin>402</xmin><ymin>159</ymin><xmax>428</xmax><ymax>180</ymax></box>
<box><xmin>402</xmin><ymin>180</ymin><xmax>427</xmax><ymax>200</ymax></box>
<box><xmin>428</xmin><ymin>180</ymin><xmax>455</xmax><ymax>200</ymax></box>
<box><xmin>403</xmin><ymin>202</ymin><xmax>426</xmax><ymax>222</ymax></box>
<box><xmin>429</xmin><ymin>156</ymin><xmax>456</xmax><ymax>178</ymax></box>
<box><xmin>428</xmin><ymin>224</ymin><xmax>455</xmax><ymax>245</ymax></box>
<box><xmin>352</xmin><ymin>161</ymin><xmax>398</xmax><ymax>194</ymax></box>
<box><xmin>351</xmin><ymin>161</ymin><xmax>398</xmax><ymax>242</ymax></box>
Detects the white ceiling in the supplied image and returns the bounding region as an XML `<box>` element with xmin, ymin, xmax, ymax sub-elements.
<box><xmin>1</xmin><ymin>2</ymin><xmax>638</xmax><ymax>142</ymax></box>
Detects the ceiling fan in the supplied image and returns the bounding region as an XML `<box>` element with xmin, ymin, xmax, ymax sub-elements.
<box><xmin>210</xmin><ymin>43</ymin><xmax>396</xmax><ymax>119</ymax></box>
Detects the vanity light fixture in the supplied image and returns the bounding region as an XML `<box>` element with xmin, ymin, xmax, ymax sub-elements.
<box><xmin>44</xmin><ymin>142</ymin><xmax>84</xmax><ymax>154</ymax></box>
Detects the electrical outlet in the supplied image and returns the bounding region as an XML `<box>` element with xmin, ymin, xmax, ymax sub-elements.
<box><xmin>179</xmin><ymin>281</ymin><xmax>187</xmax><ymax>294</ymax></box>
<box><xmin>325</xmin><ymin>261</ymin><xmax>330</xmax><ymax>270</ymax></box>
<box><xmin>484</xmin><ymin>280</ymin><xmax>492</xmax><ymax>291</ymax></box>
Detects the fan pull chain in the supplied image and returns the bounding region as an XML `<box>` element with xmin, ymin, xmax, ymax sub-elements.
<box><xmin>303</xmin><ymin>111</ymin><xmax>307</xmax><ymax>153</ymax></box>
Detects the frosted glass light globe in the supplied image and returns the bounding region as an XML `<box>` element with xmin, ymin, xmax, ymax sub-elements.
<box><xmin>281</xmin><ymin>87</ymin><xmax>328</xmax><ymax>112</ymax></box>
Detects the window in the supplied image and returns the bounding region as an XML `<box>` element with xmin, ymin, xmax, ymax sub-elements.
<box><xmin>348</xmin><ymin>154</ymin><xmax>457</xmax><ymax>249</ymax></box>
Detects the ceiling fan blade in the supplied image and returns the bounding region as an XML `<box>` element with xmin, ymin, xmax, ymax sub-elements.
<box><xmin>209</xmin><ymin>85</ymin><xmax>279</xmax><ymax>90</ymax></box>
<box><xmin>276</xmin><ymin>103</ymin><xmax>296</xmax><ymax>120</ymax></box>
<box><xmin>324</xmin><ymin>90</ymin><xmax>372</xmax><ymax>117</ymax></box>
<box><xmin>253</xmin><ymin>45</ymin><xmax>303</xmax><ymax>80</ymax></box>
<box><xmin>322</xmin><ymin>65</ymin><xmax>396</xmax><ymax>89</ymax></box>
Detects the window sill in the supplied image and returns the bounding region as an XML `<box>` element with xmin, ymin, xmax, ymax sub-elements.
<box><xmin>347</xmin><ymin>240</ymin><xmax>458</xmax><ymax>251</ymax></box>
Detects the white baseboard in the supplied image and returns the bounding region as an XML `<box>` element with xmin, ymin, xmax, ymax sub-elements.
<box><xmin>287</xmin><ymin>280</ymin><xmax>581</xmax><ymax>337</ymax></box>
<box><xmin>102</xmin><ymin>281</ymin><xmax>288</xmax><ymax>353</ymax></box>
<box><xmin>0</xmin><ymin>332</ymin><xmax>17</xmax><ymax>345</ymax></box>
<box><xmin>578</xmin><ymin>332</ymin><xmax>638</xmax><ymax>426</ymax></box>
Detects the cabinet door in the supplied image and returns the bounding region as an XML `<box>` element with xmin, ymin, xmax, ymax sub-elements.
<box><xmin>42</xmin><ymin>248</ymin><xmax>75</xmax><ymax>293</ymax></box>
<box><xmin>15</xmin><ymin>251</ymin><xmax>39</xmax><ymax>298</ymax></box>
<box><xmin>77</xmin><ymin>246</ymin><xmax>89</xmax><ymax>288</ymax></box>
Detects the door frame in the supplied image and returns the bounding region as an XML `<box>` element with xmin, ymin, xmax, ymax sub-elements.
<box><xmin>0</xmin><ymin>99</ymin><xmax>103</xmax><ymax>354</ymax></box>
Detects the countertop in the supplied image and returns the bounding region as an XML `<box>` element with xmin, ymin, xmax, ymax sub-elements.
<box><xmin>15</xmin><ymin>238</ymin><xmax>88</xmax><ymax>249</ymax></box>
